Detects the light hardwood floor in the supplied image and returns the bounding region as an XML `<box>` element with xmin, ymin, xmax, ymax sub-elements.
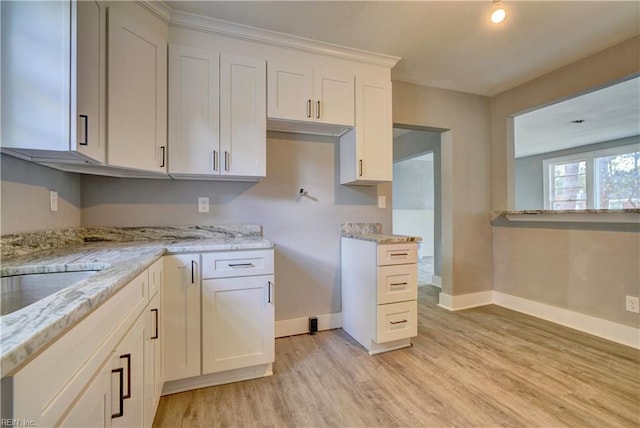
<box><xmin>154</xmin><ymin>286</ymin><xmax>640</xmax><ymax>427</ymax></box>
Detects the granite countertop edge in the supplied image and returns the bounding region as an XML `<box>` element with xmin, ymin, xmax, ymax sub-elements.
<box><xmin>341</xmin><ymin>233</ymin><xmax>422</xmax><ymax>244</ymax></box>
<box><xmin>0</xmin><ymin>236</ymin><xmax>274</xmax><ymax>377</ymax></box>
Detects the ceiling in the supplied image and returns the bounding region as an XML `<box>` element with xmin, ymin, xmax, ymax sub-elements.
<box><xmin>164</xmin><ymin>1</ymin><xmax>640</xmax><ymax>96</ymax></box>
<box><xmin>514</xmin><ymin>76</ymin><xmax>640</xmax><ymax>158</ymax></box>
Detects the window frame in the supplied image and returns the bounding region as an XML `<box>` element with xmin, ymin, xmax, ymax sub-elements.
<box><xmin>543</xmin><ymin>143</ymin><xmax>639</xmax><ymax>210</ymax></box>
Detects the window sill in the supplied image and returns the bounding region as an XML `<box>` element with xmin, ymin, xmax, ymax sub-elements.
<box><xmin>493</xmin><ymin>209</ymin><xmax>639</xmax><ymax>223</ymax></box>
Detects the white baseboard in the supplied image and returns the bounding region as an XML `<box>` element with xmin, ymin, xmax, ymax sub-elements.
<box><xmin>493</xmin><ymin>291</ymin><xmax>640</xmax><ymax>349</ymax></box>
<box><xmin>430</xmin><ymin>275</ymin><xmax>442</xmax><ymax>288</ymax></box>
<box><xmin>162</xmin><ymin>363</ymin><xmax>273</xmax><ymax>396</ymax></box>
<box><xmin>275</xmin><ymin>312</ymin><xmax>342</xmax><ymax>338</ymax></box>
<box><xmin>438</xmin><ymin>290</ymin><xmax>493</xmax><ymax>311</ymax></box>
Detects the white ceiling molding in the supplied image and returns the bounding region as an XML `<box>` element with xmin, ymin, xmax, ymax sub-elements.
<box><xmin>137</xmin><ymin>0</ymin><xmax>172</xmax><ymax>23</ymax></box>
<box><xmin>159</xmin><ymin>5</ymin><xmax>400</xmax><ymax>68</ymax></box>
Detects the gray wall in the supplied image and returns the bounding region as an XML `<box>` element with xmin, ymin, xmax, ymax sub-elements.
<box><xmin>393</xmin><ymin>159</ymin><xmax>434</xmax><ymax>210</ymax></box>
<box><xmin>393</xmin><ymin>129</ymin><xmax>442</xmax><ymax>274</ymax></box>
<box><xmin>1</xmin><ymin>154</ymin><xmax>82</xmax><ymax>234</ymax></box>
<box><xmin>515</xmin><ymin>136</ymin><xmax>640</xmax><ymax>209</ymax></box>
<box><xmin>393</xmin><ymin>83</ymin><xmax>493</xmax><ymax>297</ymax></box>
<box><xmin>80</xmin><ymin>132</ymin><xmax>392</xmax><ymax>321</ymax></box>
<box><xmin>491</xmin><ymin>36</ymin><xmax>640</xmax><ymax>327</ymax></box>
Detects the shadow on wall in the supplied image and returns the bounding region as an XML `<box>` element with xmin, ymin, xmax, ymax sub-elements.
<box><xmin>1</xmin><ymin>154</ymin><xmax>82</xmax><ymax>208</ymax></box>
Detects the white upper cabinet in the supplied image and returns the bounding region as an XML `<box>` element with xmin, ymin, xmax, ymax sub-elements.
<box><xmin>1</xmin><ymin>0</ymin><xmax>106</xmax><ymax>164</ymax></box>
<box><xmin>340</xmin><ymin>77</ymin><xmax>393</xmax><ymax>184</ymax></box>
<box><xmin>220</xmin><ymin>54</ymin><xmax>267</xmax><ymax>178</ymax></box>
<box><xmin>267</xmin><ymin>63</ymin><xmax>354</xmax><ymax>131</ymax></box>
<box><xmin>168</xmin><ymin>45</ymin><xmax>220</xmax><ymax>176</ymax></box>
<box><xmin>107</xmin><ymin>4</ymin><xmax>167</xmax><ymax>174</ymax></box>
<box><xmin>168</xmin><ymin>46</ymin><xmax>266</xmax><ymax>180</ymax></box>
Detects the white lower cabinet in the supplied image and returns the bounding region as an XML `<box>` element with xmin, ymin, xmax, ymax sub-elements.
<box><xmin>144</xmin><ymin>291</ymin><xmax>162</xmax><ymax>427</ymax></box>
<box><xmin>162</xmin><ymin>254</ymin><xmax>201</xmax><ymax>381</ymax></box>
<box><xmin>162</xmin><ymin>249</ymin><xmax>275</xmax><ymax>395</ymax></box>
<box><xmin>3</xmin><ymin>259</ymin><xmax>163</xmax><ymax>428</ymax></box>
<box><xmin>202</xmin><ymin>275</ymin><xmax>275</xmax><ymax>374</ymax></box>
<box><xmin>112</xmin><ymin>313</ymin><xmax>145</xmax><ymax>428</ymax></box>
<box><xmin>341</xmin><ymin>237</ymin><xmax>418</xmax><ymax>354</ymax></box>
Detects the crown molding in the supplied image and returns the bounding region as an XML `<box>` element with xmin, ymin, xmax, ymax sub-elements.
<box><xmin>136</xmin><ymin>0</ymin><xmax>172</xmax><ymax>23</ymax></box>
<box><xmin>165</xmin><ymin>8</ymin><xmax>400</xmax><ymax>68</ymax></box>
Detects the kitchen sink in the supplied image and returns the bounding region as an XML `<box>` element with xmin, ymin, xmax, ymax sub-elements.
<box><xmin>1</xmin><ymin>271</ymin><xmax>99</xmax><ymax>316</ymax></box>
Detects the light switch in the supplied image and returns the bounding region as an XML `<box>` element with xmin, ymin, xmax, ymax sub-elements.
<box><xmin>378</xmin><ymin>196</ymin><xmax>386</xmax><ymax>209</ymax></box>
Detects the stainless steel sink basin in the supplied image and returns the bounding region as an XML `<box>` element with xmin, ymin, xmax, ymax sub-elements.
<box><xmin>1</xmin><ymin>271</ymin><xmax>99</xmax><ymax>316</ymax></box>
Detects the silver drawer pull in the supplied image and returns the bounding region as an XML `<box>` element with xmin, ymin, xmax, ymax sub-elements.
<box><xmin>390</xmin><ymin>319</ymin><xmax>408</xmax><ymax>325</ymax></box>
<box><xmin>390</xmin><ymin>282</ymin><xmax>408</xmax><ymax>287</ymax></box>
<box><xmin>228</xmin><ymin>263</ymin><xmax>254</xmax><ymax>268</ymax></box>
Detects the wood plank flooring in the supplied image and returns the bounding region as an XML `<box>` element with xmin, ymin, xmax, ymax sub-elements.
<box><xmin>153</xmin><ymin>286</ymin><xmax>640</xmax><ymax>427</ymax></box>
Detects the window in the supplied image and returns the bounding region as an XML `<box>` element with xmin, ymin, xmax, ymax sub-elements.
<box><xmin>543</xmin><ymin>144</ymin><xmax>640</xmax><ymax>210</ymax></box>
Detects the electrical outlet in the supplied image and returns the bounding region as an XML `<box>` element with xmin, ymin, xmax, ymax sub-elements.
<box><xmin>198</xmin><ymin>197</ymin><xmax>209</xmax><ymax>213</ymax></box>
<box><xmin>626</xmin><ymin>296</ymin><xmax>639</xmax><ymax>313</ymax></box>
<box><xmin>49</xmin><ymin>190</ymin><xmax>58</xmax><ymax>212</ymax></box>
<box><xmin>378</xmin><ymin>196</ymin><xmax>386</xmax><ymax>209</ymax></box>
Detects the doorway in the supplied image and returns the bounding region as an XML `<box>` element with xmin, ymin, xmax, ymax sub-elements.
<box><xmin>392</xmin><ymin>127</ymin><xmax>442</xmax><ymax>289</ymax></box>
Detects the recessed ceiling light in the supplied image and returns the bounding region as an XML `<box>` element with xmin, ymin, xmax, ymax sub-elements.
<box><xmin>571</xmin><ymin>119</ymin><xmax>585</xmax><ymax>124</ymax></box>
<box><xmin>491</xmin><ymin>0</ymin><xmax>507</xmax><ymax>24</ymax></box>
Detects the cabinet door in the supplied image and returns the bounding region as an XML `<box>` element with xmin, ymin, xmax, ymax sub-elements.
<box><xmin>143</xmin><ymin>292</ymin><xmax>161</xmax><ymax>428</ymax></box>
<box><xmin>112</xmin><ymin>314</ymin><xmax>145</xmax><ymax>428</ymax></box>
<box><xmin>58</xmin><ymin>354</ymin><xmax>112</xmax><ymax>428</ymax></box>
<box><xmin>163</xmin><ymin>255</ymin><xmax>201</xmax><ymax>381</ymax></box>
<box><xmin>267</xmin><ymin>63</ymin><xmax>313</xmax><ymax>122</ymax></box>
<box><xmin>107</xmin><ymin>6</ymin><xmax>167</xmax><ymax>173</ymax></box>
<box><xmin>168</xmin><ymin>45</ymin><xmax>220</xmax><ymax>176</ymax></box>
<box><xmin>202</xmin><ymin>275</ymin><xmax>274</xmax><ymax>374</ymax></box>
<box><xmin>76</xmin><ymin>0</ymin><xmax>106</xmax><ymax>163</ymax></box>
<box><xmin>355</xmin><ymin>77</ymin><xmax>392</xmax><ymax>181</ymax></box>
<box><xmin>220</xmin><ymin>54</ymin><xmax>267</xmax><ymax>178</ymax></box>
<box><xmin>314</xmin><ymin>70</ymin><xmax>354</xmax><ymax>126</ymax></box>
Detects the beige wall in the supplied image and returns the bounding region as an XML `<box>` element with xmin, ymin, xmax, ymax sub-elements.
<box><xmin>81</xmin><ymin>133</ymin><xmax>392</xmax><ymax>321</ymax></box>
<box><xmin>392</xmin><ymin>82</ymin><xmax>493</xmax><ymax>296</ymax></box>
<box><xmin>491</xmin><ymin>36</ymin><xmax>640</xmax><ymax>327</ymax></box>
<box><xmin>0</xmin><ymin>155</ymin><xmax>81</xmax><ymax>234</ymax></box>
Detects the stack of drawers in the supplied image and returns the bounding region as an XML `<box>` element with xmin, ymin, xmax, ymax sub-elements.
<box><xmin>341</xmin><ymin>237</ymin><xmax>418</xmax><ymax>355</ymax></box>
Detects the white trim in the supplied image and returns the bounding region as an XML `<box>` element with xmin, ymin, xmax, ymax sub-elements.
<box><xmin>275</xmin><ymin>312</ymin><xmax>343</xmax><ymax>338</ymax></box>
<box><xmin>437</xmin><ymin>291</ymin><xmax>493</xmax><ymax>311</ymax></box>
<box><xmin>430</xmin><ymin>274</ymin><xmax>442</xmax><ymax>288</ymax></box>
<box><xmin>493</xmin><ymin>291</ymin><xmax>640</xmax><ymax>349</ymax></box>
<box><xmin>162</xmin><ymin>363</ymin><xmax>273</xmax><ymax>396</ymax></box>
<box><xmin>167</xmin><ymin>10</ymin><xmax>400</xmax><ymax>68</ymax></box>
<box><xmin>505</xmin><ymin>212</ymin><xmax>639</xmax><ymax>223</ymax></box>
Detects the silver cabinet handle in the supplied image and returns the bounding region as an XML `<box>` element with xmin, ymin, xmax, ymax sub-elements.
<box><xmin>390</xmin><ymin>282</ymin><xmax>408</xmax><ymax>286</ymax></box>
<box><xmin>79</xmin><ymin>114</ymin><xmax>88</xmax><ymax>145</ymax></box>
<box><xmin>160</xmin><ymin>146</ymin><xmax>166</xmax><ymax>168</ymax></box>
<box><xmin>229</xmin><ymin>263</ymin><xmax>254</xmax><ymax>268</ymax></box>
<box><xmin>224</xmin><ymin>151</ymin><xmax>230</xmax><ymax>172</ymax></box>
<box><xmin>390</xmin><ymin>319</ymin><xmax>407</xmax><ymax>325</ymax></box>
<box><xmin>306</xmin><ymin>99</ymin><xmax>312</xmax><ymax>118</ymax></box>
<box><xmin>316</xmin><ymin>100</ymin><xmax>320</xmax><ymax>119</ymax></box>
<box><xmin>213</xmin><ymin>150</ymin><xmax>218</xmax><ymax>172</ymax></box>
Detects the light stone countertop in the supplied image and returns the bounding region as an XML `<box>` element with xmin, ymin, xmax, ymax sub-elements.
<box><xmin>341</xmin><ymin>233</ymin><xmax>422</xmax><ymax>244</ymax></box>
<box><xmin>0</xmin><ymin>227</ymin><xmax>273</xmax><ymax>377</ymax></box>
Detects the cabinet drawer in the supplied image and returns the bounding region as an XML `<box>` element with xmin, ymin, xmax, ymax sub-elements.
<box><xmin>377</xmin><ymin>243</ymin><xmax>417</xmax><ymax>266</ymax></box>
<box><xmin>202</xmin><ymin>249</ymin><xmax>274</xmax><ymax>279</ymax></box>
<box><xmin>377</xmin><ymin>264</ymin><xmax>417</xmax><ymax>305</ymax></box>
<box><xmin>376</xmin><ymin>301</ymin><xmax>417</xmax><ymax>344</ymax></box>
